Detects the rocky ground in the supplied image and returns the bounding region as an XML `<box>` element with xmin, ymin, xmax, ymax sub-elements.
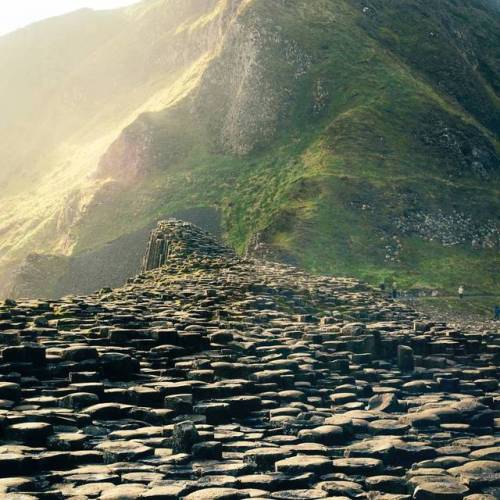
<box><xmin>404</xmin><ymin>299</ymin><xmax>499</xmax><ymax>335</ymax></box>
<box><xmin>0</xmin><ymin>220</ymin><xmax>498</xmax><ymax>499</ymax></box>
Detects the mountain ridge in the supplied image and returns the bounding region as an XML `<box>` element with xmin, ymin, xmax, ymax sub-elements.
<box><xmin>0</xmin><ymin>0</ymin><xmax>498</xmax><ymax>299</ymax></box>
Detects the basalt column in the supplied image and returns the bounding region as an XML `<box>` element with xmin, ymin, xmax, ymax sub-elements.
<box><xmin>141</xmin><ymin>226</ymin><xmax>170</xmax><ymax>272</ymax></box>
<box><xmin>142</xmin><ymin>219</ymin><xmax>235</xmax><ymax>272</ymax></box>
<box><xmin>0</xmin><ymin>219</ymin><xmax>498</xmax><ymax>499</ymax></box>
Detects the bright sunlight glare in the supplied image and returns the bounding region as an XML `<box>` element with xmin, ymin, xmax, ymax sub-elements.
<box><xmin>0</xmin><ymin>0</ymin><xmax>141</xmax><ymax>36</ymax></box>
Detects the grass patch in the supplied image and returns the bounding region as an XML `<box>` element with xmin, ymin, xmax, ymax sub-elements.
<box><xmin>71</xmin><ymin>0</ymin><xmax>499</xmax><ymax>299</ymax></box>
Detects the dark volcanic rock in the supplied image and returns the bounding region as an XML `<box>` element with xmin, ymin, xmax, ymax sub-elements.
<box><xmin>0</xmin><ymin>219</ymin><xmax>497</xmax><ymax>498</ymax></box>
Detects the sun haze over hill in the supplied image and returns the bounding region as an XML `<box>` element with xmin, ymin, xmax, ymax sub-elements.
<box><xmin>0</xmin><ymin>0</ymin><xmax>498</xmax><ymax>300</ymax></box>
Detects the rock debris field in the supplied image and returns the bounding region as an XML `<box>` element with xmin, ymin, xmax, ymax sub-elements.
<box><xmin>0</xmin><ymin>220</ymin><xmax>498</xmax><ymax>500</ymax></box>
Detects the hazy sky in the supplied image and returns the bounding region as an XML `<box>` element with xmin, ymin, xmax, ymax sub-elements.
<box><xmin>0</xmin><ymin>0</ymin><xmax>141</xmax><ymax>36</ymax></box>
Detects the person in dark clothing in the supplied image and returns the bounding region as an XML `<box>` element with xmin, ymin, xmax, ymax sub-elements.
<box><xmin>391</xmin><ymin>282</ymin><xmax>398</xmax><ymax>299</ymax></box>
<box><xmin>495</xmin><ymin>305</ymin><xmax>500</xmax><ymax>321</ymax></box>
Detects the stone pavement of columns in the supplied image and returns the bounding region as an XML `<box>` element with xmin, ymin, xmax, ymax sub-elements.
<box><xmin>0</xmin><ymin>220</ymin><xmax>498</xmax><ymax>499</ymax></box>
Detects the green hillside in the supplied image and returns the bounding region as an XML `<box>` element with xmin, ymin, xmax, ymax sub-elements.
<box><xmin>1</xmin><ymin>0</ymin><xmax>499</xmax><ymax>298</ymax></box>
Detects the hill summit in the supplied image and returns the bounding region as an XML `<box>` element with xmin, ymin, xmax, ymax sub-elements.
<box><xmin>0</xmin><ymin>219</ymin><xmax>498</xmax><ymax>497</ymax></box>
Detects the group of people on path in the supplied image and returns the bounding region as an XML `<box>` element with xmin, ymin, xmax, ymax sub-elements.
<box><xmin>379</xmin><ymin>281</ymin><xmax>499</xmax><ymax>320</ymax></box>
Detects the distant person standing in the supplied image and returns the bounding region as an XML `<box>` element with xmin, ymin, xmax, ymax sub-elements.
<box><xmin>391</xmin><ymin>282</ymin><xmax>398</xmax><ymax>299</ymax></box>
<box><xmin>494</xmin><ymin>305</ymin><xmax>500</xmax><ymax>321</ymax></box>
<box><xmin>379</xmin><ymin>283</ymin><xmax>386</xmax><ymax>292</ymax></box>
<box><xmin>458</xmin><ymin>285</ymin><xmax>464</xmax><ymax>299</ymax></box>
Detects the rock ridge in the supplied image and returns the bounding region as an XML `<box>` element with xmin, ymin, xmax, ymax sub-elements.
<box><xmin>142</xmin><ymin>219</ymin><xmax>234</xmax><ymax>273</ymax></box>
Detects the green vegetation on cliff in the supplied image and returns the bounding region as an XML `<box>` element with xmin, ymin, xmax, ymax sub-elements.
<box><xmin>1</xmin><ymin>0</ymin><xmax>499</xmax><ymax>298</ymax></box>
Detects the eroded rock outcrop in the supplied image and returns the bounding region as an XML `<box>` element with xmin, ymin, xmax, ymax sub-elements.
<box><xmin>142</xmin><ymin>220</ymin><xmax>233</xmax><ymax>272</ymax></box>
<box><xmin>0</xmin><ymin>220</ymin><xmax>498</xmax><ymax>498</ymax></box>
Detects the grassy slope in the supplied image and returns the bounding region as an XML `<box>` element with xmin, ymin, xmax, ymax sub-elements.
<box><xmin>288</xmin><ymin>0</ymin><xmax>500</xmax><ymax>293</ymax></box>
<box><xmin>0</xmin><ymin>0</ymin><xmax>228</xmax><ymax>277</ymax></box>
<box><xmin>414</xmin><ymin>295</ymin><xmax>500</xmax><ymax>319</ymax></box>
<box><xmin>3</xmin><ymin>0</ymin><xmax>498</xmax><ymax>300</ymax></box>
<box><xmin>72</xmin><ymin>0</ymin><xmax>499</xmax><ymax>297</ymax></box>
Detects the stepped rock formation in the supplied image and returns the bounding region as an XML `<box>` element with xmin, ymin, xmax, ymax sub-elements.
<box><xmin>142</xmin><ymin>220</ymin><xmax>233</xmax><ymax>272</ymax></box>
<box><xmin>0</xmin><ymin>220</ymin><xmax>498</xmax><ymax>498</ymax></box>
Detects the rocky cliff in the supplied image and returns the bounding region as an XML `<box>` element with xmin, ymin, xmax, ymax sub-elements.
<box><xmin>0</xmin><ymin>0</ymin><xmax>499</xmax><ymax>299</ymax></box>
<box><xmin>0</xmin><ymin>220</ymin><xmax>498</xmax><ymax>498</ymax></box>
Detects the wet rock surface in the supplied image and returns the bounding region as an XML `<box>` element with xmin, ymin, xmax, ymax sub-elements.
<box><xmin>0</xmin><ymin>220</ymin><xmax>498</xmax><ymax>499</ymax></box>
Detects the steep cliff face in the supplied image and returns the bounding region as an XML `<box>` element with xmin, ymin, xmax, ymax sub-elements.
<box><xmin>1</xmin><ymin>0</ymin><xmax>499</xmax><ymax>299</ymax></box>
<box><xmin>0</xmin><ymin>0</ymin><xmax>249</xmax><ymax>290</ymax></box>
